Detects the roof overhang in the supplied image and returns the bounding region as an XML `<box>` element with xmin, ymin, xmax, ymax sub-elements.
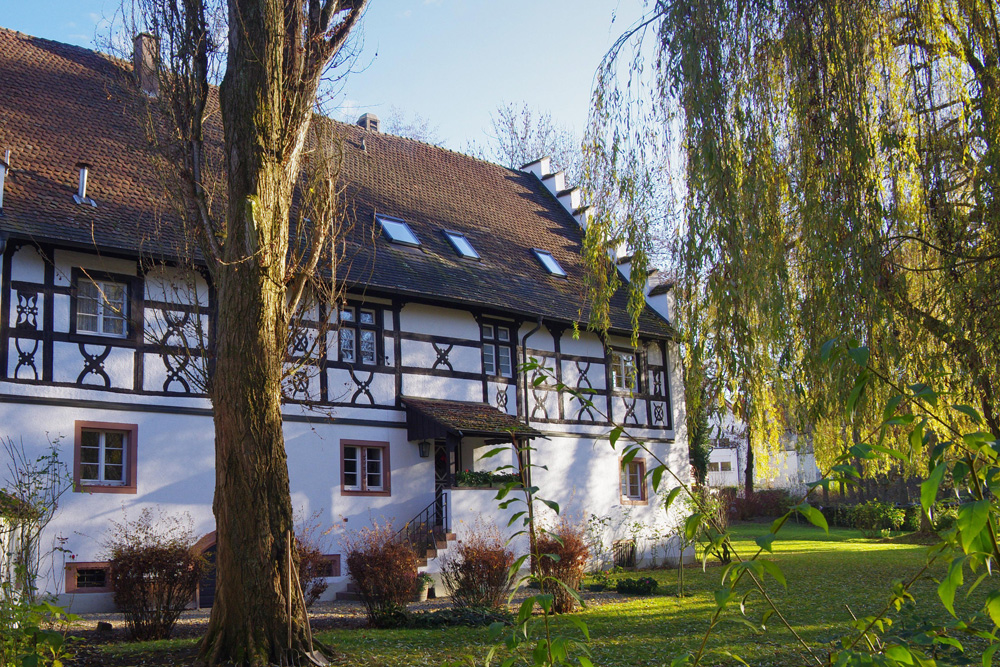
<box><xmin>402</xmin><ymin>396</ymin><xmax>540</xmax><ymax>441</ymax></box>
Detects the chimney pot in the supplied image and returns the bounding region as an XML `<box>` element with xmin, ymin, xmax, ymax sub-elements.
<box><xmin>0</xmin><ymin>149</ymin><xmax>9</xmax><ymax>213</ymax></box>
<box><xmin>133</xmin><ymin>33</ymin><xmax>159</xmax><ymax>97</ymax></box>
<box><xmin>74</xmin><ymin>163</ymin><xmax>96</xmax><ymax>207</ymax></box>
<box><xmin>357</xmin><ymin>113</ymin><xmax>380</xmax><ymax>132</ymax></box>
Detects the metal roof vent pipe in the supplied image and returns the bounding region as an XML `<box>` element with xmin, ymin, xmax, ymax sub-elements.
<box><xmin>0</xmin><ymin>149</ymin><xmax>10</xmax><ymax>214</ymax></box>
<box><xmin>74</xmin><ymin>163</ymin><xmax>97</xmax><ymax>207</ymax></box>
<box><xmin>133</xmin><ymin>33</ymin><xmax>159</xmax><ymax>97</ymax></box>
<box><xmin>357</xmin><ymin>113</ymin><xmax>379</xmax><ymax>132</ymax></box>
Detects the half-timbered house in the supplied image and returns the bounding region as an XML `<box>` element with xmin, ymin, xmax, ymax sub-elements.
<box><xmin>0</xmin><ymin>27</ymin><xmax>688</xmax><ymax>611</ymax></box>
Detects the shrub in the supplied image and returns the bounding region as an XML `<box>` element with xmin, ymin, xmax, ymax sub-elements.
<box><xmin>536</xmin><ymin>521</ymin><xmax>589</xmax><ymax>614</ymax></box>
<box><xmin>732</xmin><ymin>489</ymin><xmax>795</xmax><ymax>519</ymax></box>
<box><xmin>933</xmin><ymin>503</ymin><xmax>958</xmax><ymax>531</ymax></box>
<box><xmin>441</xmin><ymin>522</ymin><xmax>514</xmax><ymax>610</ymax></box>
<box><xmin>615</xmin><ymin>576</ymin><xmax>658</xmax><ymax>596</ymax></box>
<box><xmin>852</xmin><ymin>500</ymin><xmax>905</xmax><ymax>538</ymax></box>
<box><xmin>295</xmin><ymin>512</ymin><xmax>333</xmax><ymax>608</ymax></box>
<box><xmin>820</xmin><ymin>504</ymin><xmax>856</xmax><ymax>529</ymax></box>
<box><xmin>407</xmin><ymin>605</ymin><xmax>513</xmax><ymax>628</ymax></box>
<box><xmin>902</xmin><ymin>505</ymin><xmax>922</xmax><ymax>532</ymax></box>
<box><xmin>0</xmin><ymin>598</ymin><xmax>78</xmax><ymax>667</ymax></box>
<box><xmin>343</xmin><ymin>520</ymin><xmax>417</xmax><ymax>628</ymax></box>
<box><xmin>106</xmin><ymin>509</ymin><xmax>206</xmax><ymax>641</ymax></box>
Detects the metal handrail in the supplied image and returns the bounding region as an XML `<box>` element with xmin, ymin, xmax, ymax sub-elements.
<box><xmin>395</xmin><ymin>493</ymin><xmax>449</xmax><ymax>555</ymax></box>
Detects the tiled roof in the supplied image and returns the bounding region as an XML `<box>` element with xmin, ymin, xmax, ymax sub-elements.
<box><xmin>0</xmin><ymin>27</ymin><xmax>673</xmax><ymax>338</ymax></box>
<box><xmin>402</xmin><ymin>397</ymin><xmax>540</xmax><ymax>438</ymax></box>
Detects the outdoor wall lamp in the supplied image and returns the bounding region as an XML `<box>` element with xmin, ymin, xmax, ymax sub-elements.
<box><xmin>418</xmin><ymin>441</ymin><xmax>431</xmax><ymax>458</ymax></box>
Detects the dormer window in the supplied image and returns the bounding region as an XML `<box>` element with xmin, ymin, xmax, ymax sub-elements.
<box><xmin>444</xmin><ymin>231</ymin><xmax>480</xmax><ymax>260</ymax></box>
<box><xmin>377</xmin><ymin>215</ymin><xmax>420</xmax><ymax>246</ymax></box>
<box><xmin>533</xmin><ymin>249</ymin><xmax>566</xmax><ymax>277</ymax></box>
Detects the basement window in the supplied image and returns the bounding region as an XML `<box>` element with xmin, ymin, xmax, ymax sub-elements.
<box><xmin>377</xmin><ymin>215</ymin><xmax>420</xmax><ymax>246</ymax></box>
<box><xmin>532</xmin><ymin>249</ymin><xmax>567</xmax><ymax>277</ymax></box>
<box><xmin>444</xmin><ymin>231</ymin><xmax>480</xmax><ymax>260</ymax></box>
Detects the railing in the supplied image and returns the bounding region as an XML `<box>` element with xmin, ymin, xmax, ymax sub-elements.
<box><xmin>395</xmin><ymin>493</ymin><xmax>449</xmax><ymax>555</ymax></box>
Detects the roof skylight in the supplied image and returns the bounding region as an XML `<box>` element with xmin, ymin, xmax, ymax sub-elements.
<box><xmin>377</xmin><ymin>215</ymin><xmax>420</xmax><ymax>246</ymax></box>
<box><xmin>533</xmin><ymin>249</ymin><xmax>567</xmax><ymax>277</ymax></box>
<box><xmin>444</xmin><ymin>231</ymin><xmax>480</xmax><ymax>260</ymax></box>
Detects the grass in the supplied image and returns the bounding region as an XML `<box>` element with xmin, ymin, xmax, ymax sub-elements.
<box><xmin>91</xmin><ymin>523</ymin><xmax>987</xmax><ymax>666</ymax></box>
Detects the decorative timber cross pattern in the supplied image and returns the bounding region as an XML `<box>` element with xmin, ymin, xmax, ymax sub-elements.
<box><xmin>15</xmin><ymin>292</ymin><xmax>39</xmax><ymax>330</ymax></box>
<box><xmin>623</xmin><ymin>396</ymin><xmax>639</xmax><ymax>426</ymax></box>
<box><xmin>77</xmin><ymin>344</ymin><xmax>112</xmax><ymax>387</ymax></box>
<box><xmin>574</xmin><ymin>360</ymin><xmax>596</xmax><ymax>421</ymax></box>
<box><xmin>530</xmin><ymin>369</ymin><xmax>548</xmax><ymax>420</ymax></box>
<box><xmin>14</xmin><ymin>338</ymin><xmax>39</xmax><ymax>380</ymax></box>
<box><xmin>161</xmin><ymin>311</ymin><xmax>192</xmax><ymax>392</ymax></box>
<box><xmin>495</xmin><ymin>385</ymin><xmax>508</xmax><ymax>412</ymax></box>
<box><xmin>432</xmin><ymin>342</ymin><xmax>454</xmax><ymax>371</ymax></box>
<box><xmin>348</xmin><ymin>368</ymin><xmax>375</xmax><ymax>405</ymax></box>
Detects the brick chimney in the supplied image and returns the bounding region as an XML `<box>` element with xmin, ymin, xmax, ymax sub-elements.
<box><xmin>133</xmin><ymin>33</ymin><xmax>159</xmax><ymax>97</ymax></box>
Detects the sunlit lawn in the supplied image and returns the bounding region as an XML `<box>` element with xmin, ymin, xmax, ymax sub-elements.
<box><xmin>98</xmin><ymin>523</ymin><xmax>981</xmax><ymax>666</ymax></box>
<box><xmin>316</xmin><ymin>523</ymin><xmax>980</xmax><ymax>667</ymax></box>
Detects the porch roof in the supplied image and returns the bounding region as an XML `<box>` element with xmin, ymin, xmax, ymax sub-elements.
<box><xmin>401</xmin><ymin>397</ymin><xmax>540</xmax><ymax>441</ymax></box>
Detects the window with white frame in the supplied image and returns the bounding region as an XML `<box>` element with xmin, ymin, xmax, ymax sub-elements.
<box><xmin>620</xmin><ymin>459</ymin><xmax>646</xmax><ymax>502</ymax></box>
<box><xmin>76</xmin><ymin>278</ymin><xmax>127</xmax><ymax>337</ymax></box>
<box><xmin>338</xmin><ymin>305</ymin><xmax>379</xmax><ymax>365</ymax></box>
<box><xmin>377</xmin><ymin>215</ymin><xmax>421</xmax><ymax>246</ymax></box>
<box><xmin>609</xmin><ymin>350</ymin><xmax>638</xmax><ymax>391</ymax></box>
<box><xmin>342</xmin><ymin>441</ymin><xmax>389</xmax><ymax>495</ymax></box>
<box><xmin>482</xmin><ymin>322</ymin><xmax>514</xmax><ymax>378</ymax></box>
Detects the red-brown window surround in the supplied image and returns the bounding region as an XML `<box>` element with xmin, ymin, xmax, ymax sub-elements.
<box><xmin>65</xmin><ymin>561</ymin><xmax>113</xmax><ymax>594</ymax></box>
<box><xmin>340</xmin><ymin>440</ymin><xmax>390</xmax><ymax>497</ymax></box>
<box><xmin>619</xmin><ymin>458</ymin><xmax>648</xmax><ymax>505</ymax></box>
<box><xmin>73</xmin><ymin>421</ymin><xmax>138</xmax><ymax>494</ymax></box>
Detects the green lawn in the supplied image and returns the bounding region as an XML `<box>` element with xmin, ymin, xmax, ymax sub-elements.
<box><xmin>96</xmin><ymin>523</ymin><xmax>987</xmax><ymax>666</ymax></box>
<box><xmin>317</xmin><ymin>523</ymin><xmax>984</xmax><ymax>667</ymax></box>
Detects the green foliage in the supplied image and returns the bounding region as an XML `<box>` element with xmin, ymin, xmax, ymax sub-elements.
<box><xmin>407</xmin><ymin>606</ymin><xmax>513</xmax><ymax>629</ymax></box>
<box><xmin>0</xmin><ymin>596</ymin><xmax>78</xmax><ymax>667</ymax></box>
<box><xmin>455</xmin><ymin>469</ymin><xmax>520</xmax><ymax>488</ymax></box>
<box><xmin>852</xmin><ymin>500</ymin><xmax>905</xmax><ymax>539</ymax></box>
<box><xmin>105</xmin><ymin>509</ymin><xmax>207</xmax><ymax>641</ymax></box>
<box><xmin>614</xmin><ymin>577</ymin><xmax>658</xmax><ymax>596</ymax></box>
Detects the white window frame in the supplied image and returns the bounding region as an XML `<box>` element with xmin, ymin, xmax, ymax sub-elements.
<box><xmin>76</xmin><ymin>278</ymin><xmax>128</xmax><ymax>338</ymax></box>
<box><xmin>620</xmin><ymin>460</ymin><xmax>646</xmax><ymax>502</ymax></box>
<box><xmin>483</xmin><ymin>323</ymin><xmax>514</xmax><ymax>379</ymax></box>
<box><xmin>610</xmin><ymin>350</ymin><xmax>638</xmax><ymax>391</ymax></box>
<box><xmin>79</xmin><ymin>430</ymin><xmax>128</xmax><ymax>486</ymax></box>
<box><xmin>342</xmin><ymin>442</ymin><xmax>389</xmax><ymax>495</ymax></box>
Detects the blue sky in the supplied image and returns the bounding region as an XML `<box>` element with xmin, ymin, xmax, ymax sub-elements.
<box><xmin>3</xmin><ymin>1</ymin><xmax>645</xmax><ymax>150</ymax></box>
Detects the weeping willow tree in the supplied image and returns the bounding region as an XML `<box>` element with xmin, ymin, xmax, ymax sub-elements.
<box><xmin>586</xmin><ymin>0</ymin><xmax>1000</xmax><ymax>483</ymax></box>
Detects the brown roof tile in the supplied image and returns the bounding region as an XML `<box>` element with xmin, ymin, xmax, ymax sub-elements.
<box><xmin>402</xmin><ymin>396</ymin><xmax>540</xmax><ymax>437</ymax></box>
<box><xmin>0</xmin><ymin>27</ymin><xmax>673</xmax><ymax>338</ymax></box>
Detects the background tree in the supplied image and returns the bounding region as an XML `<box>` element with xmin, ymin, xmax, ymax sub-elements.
<box><xmin>467</xmin><ymin>101</ymin><xmax>583</xmax><ymax>182</ymax></box>
<box><xmin>114</xmin><ymin>1</ymin><xmax>367</xmax><ymax>664</ymax></box>
<box><xmin>381</xmin><ymin>105</ymin><xmax>443</xmax><ymax>145</ymax></box>
<box><xmin>585</xmin><ymin>0</ymin><xmax>1000</xmax><ymax>482</ymax></box>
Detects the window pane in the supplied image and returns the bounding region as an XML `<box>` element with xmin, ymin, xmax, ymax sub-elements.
<box><xmin>483</xmin><ymin>344</ymin><xmax>496</xmax><ymax>375</ymax></box>
<box><xmin>446</xmin><ymin>232</ymin><xmax>480</xmax><ymax>259</ymax></box>
<box><xmin>497</xmin><ymin>327</ymin><xmax>510</xmax><ymax>342</ymax></box>
<box><xmin>340</xmin><ymin>329</ymin><xmax>355</xmax><ymax>363</ymax></box>
<box><xmin>81</xmin><ymin>463</ymin><xmax>100</xmax><ymax>481</ymax></box>
<box><xmin>378</xmin><ymin>216</ymin><xmax>420</xmax><ymax>245</ymax></box>
<box><xmin>81</xmin><ymin>431</ymin><xmax>100</xmax><ymax>447</ymax></box>
<box><xmin>720</xmin><ymin>461</ymin><xmax>732</xmax><ymax>472</ymax></box>
<box><xmin>103</xmin><ymin>283</ymin><xmax>126</xmax><ymax>312</ymax></box>
<box><xmin>101</xmin><ymin>314</ymin><xmax>125</xmax><ymax>336</ymax></box>
<box><xmin>366</xmin><ymin>448</ymin><xmax>382</xmax><ymax>490</ymax></box>
<box><xmin>359</xmin><ymin>310</ymin><xmax>375</xmax><ymax>325</ymax></box>
<box><xmin>343</xmin><ymin>446</ymin><xmax>359</xmax><ymax>488</ymax></box>
<box><xmin>498</xmin><ymin>346</ymin><xmax>512</xmax><ymax>377</ymax></box>
<box><xmin>340</xmin><ymin>307</ymin><xmax>354</xmax><ymax>322</ymax></box>
<box><xmin>534</xmin><ymin>249</ymin><xmax>567</xmax><ymax>276</ymax></box>
<box><xmin>360</xmin><ymin>330</ymin><xmax>376</xmax><ymax>364</ymax></box>
<box><xmin>77</xmin><ymin>568</ymin><xmax>107</xmax><ymax>588</ymax></box>
<box><xmin>104</xmin><ymin>464</ymin><xmax>124</xmax><ymax>482</ymax></box>
<box><xmin>482</xmin><ymin>324</ymin><xmax>493</xmax><ymax>340</ymax></box>
<box><xmin>80</xmin><ymin>446</ymin><xmax>100</xmax><ymax>464</ymax></box>
<box><xmin>76</xmin><ymin>313</ymin><xmax>99</xmax><ymax>333</ymax></box>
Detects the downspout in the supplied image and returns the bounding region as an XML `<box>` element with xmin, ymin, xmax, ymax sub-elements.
<box><xmin>519</xmin><ymin>316</ymin><xmax>543</xmax><ymax>573</ymax></box>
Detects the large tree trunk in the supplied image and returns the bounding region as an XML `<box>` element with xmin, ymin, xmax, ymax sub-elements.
<box><xmin>200</xmin><ymin>2</ymin><xmax>310</xmax><ymax>663</ymax></box>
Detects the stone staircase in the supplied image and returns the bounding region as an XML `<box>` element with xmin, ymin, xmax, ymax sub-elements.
<box><xmin>335</xmin><ymin>531</ymin><xmax>457</xmax><ymax>601</ymax></box>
